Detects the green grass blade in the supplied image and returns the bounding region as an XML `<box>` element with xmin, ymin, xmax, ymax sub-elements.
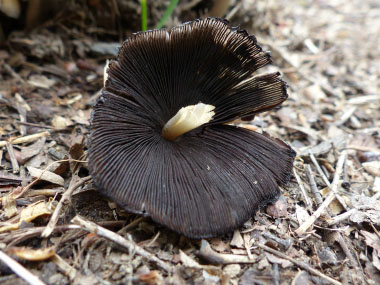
<box><xmin>141</xmin><ymin>0</ymin><xmax>148</xmax><ymax>31</ymax></box>
<box><xmin>156</xmin><ymin>0</ymin><xmax>179</xmax><ymax>29</ymax></box>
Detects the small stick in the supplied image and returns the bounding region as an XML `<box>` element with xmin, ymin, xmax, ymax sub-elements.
<box><xmin>273</xmin><ymin>263</ymin><xmax>280</xmax><ymax>285</ymax></box>
<box><xmin>262</xmin><ymin>232</ymin><xmax>292</xmax><ymax>250</ymax></box>
<box><xmin>3</xmin><ymin>221</ymin><xmax>125</xmax><ymax>247</ymax></box>
<box><xmin>42</xmin><ymin>176</ymin><xmax>92</xmax><ymax>238</ymax></box>
<box><xmin>17</xmin><ymin>121</ymin><xmax>55</xmax><ymax>129</ymax></box>
<box><xmin>309</xmin><ymin>151</ymin><xmax>348</xmax><ymax>210</ymax></box>
<box><xmin>326</xmin><ymin>209</ymin><xmax>357</xmax><ymax>226</ymax></box>
<box><xmin>304</xmin><ymin>164</ymin><xmax>323</xmax><ymax>205</ymax></box>
<box><xmin>71</xmin><ymin>215</ymin><xmax>172</xmax><ymax>273</ymax></box>
<box><xmin>0</xmin><ymin>131</ymin><xmax>50</xmax><ymax>147</ymax></box>
<box><xmin>296</xmin><ymin>150</ymin><xmax>347</xmax><ymax>235</ymax></box>
<box><xmin>293</xmin><ymin>169</ymin><xmax>313</xmax><ymax>212</ymax></box>
<box><xmin>0</xmin><ymin>250</ymin><xmax>46</xmax><ymax>285</ymax></box>
<box><xmin>309</xmin><ymin>152</ymin><xmax>331</xmax><ymax>187</ymax></box>
<box><xmin>117</xmin><ymin>216</ymin><xmax>146</xmax><ymax>234</ymax></box>
<box><xmin>256</xmin><ymin>243</ymin><xmax>342</xmax><ymax>285</ymax></box>
<box><xmin>335</xmin><ymin>234</ymin><xmax>357</xmax><ymax>268</ymax></box>
<box><xmin>6</xmin><ymin>142</ymin><xmax>19</xmax><ymax>174</ymax></box>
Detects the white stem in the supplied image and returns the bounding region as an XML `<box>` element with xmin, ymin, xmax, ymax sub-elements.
<box><xmin>162</xmin><ymin>103</ymin><xmax>215</xmax><ymax>141</ymax></box>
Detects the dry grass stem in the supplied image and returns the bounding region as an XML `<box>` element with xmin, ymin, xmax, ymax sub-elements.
<box><xmin>0</xmin><ymin>250</ymin><xmax>46</xmax><ymax>285</ymax></box>
<box><xmin>296</xmin><ymin>150</ymin><xmax>347</xmax><ymax>235</ymax></box>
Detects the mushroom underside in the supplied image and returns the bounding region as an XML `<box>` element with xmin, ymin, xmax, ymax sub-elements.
<box><xmin>89</xmin><ymin>93</ymin><xmax>295</xmax><ymax>238</ymax></box>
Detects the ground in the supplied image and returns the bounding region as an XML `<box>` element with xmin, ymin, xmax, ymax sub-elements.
<box><xmin>0</xmin><ymin>0</ymin><xmax>379</xmax><ymax>284</ymax></box>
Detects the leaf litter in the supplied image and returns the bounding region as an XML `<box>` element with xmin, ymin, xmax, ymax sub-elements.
<box><xmin>0</xmin><ymin>0</ymin><xmax>379</xmax><ymax>284</ymax></box>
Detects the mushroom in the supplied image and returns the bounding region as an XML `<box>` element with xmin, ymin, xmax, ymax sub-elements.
<box><xmin>88</xmin><ymin>18</ymin><xmax>296</xmax><ymax>238</ymax></box>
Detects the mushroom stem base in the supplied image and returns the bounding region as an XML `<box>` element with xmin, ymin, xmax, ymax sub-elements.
<box><xmin>162</xmin><ymin>103</ymin><xmax>215</xmax><ymax>141</ymax></box>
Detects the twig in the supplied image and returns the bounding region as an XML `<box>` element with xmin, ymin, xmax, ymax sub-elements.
<box><xmin>309</xmin><ymin>152</ymin><xmax>332</xmax><ymax>187</ymax></box>
<box><xmin>293</xmin><ymin>168</ymin><xmax>313</xmax><ymax>212</ymax></box>
<box><xmin>273</xmin><ymin>263</ymin><xmax>280</xmax><ymax>285</ymax></box>
<box><xmin>304</xmin><ymin>164</ymin><xmax>323</xmax><ymax>205</ymax></box>
<box><xmin>326</xmin><ymin>209</ymin><xmax>357</xmax><ymax>226</ymax></box>
<box><xmin>262</xmin><ymin>232</ymin><xmax>293</xmax><ymax>250</ymax></box>
<box><xmin>42</xmin><ymin>176</ymin><xmax>92</xmax><ymax>237</ymax></box>
<box><xmin>117</xmin><ymin>216</ymin><xmax>146</xmax><ymax>235</ymax></box>
<box><xmin>2</xmin><ymin>221</ymin><xmax>124</xmax><ymax>247</ymax></box>
<box><xmin>309</xmin><ymin>151</ymin><xmax>348</xmax><ymax>210</ymax></box>
<box><xmin>305</xmin><ymin>164</ymin><xmax>359</xmax><ymax>268</ymax></box>
<box><xmin>17</xmin><ymin>121</ymin><xmax>55</xmax><ymax>129</ymax></box>
<box><xmin>71</xmin><ymin>215</ymin><xmax>172</xmax><ymax>273</ymax></box>
<box><xmin>296</xmin><ymin>150</ymin><xmax>347</xmax><ymax>235</ymax></box>
<box><xmin>0</xmin><ymin>131</ymin><xmax>50</xmax><ymax>147</ymax></box>
<box><xmin>256</xmin><ymin>243</ymin><xmax>342</xmax><ymax>285</ymax></box>
<box><xmin>0</xmin><ymin>250</ymin><xmax>46</xmax><ymax>285</ymax></box>
<box><xmin>6</xmin><ymin>142</ymin><xmax>19</xmax><ymax>174</ymax></box>
<box><xmin>335</xmin><ymin>234</ymin><xmax>358</xmax><ymax>269</ymax></box>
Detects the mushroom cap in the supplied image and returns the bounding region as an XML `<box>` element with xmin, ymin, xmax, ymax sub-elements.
<box><xmin>88</xmin><ymin>18</ymin><xmax>296</xmax><ymax>238</ymax></box>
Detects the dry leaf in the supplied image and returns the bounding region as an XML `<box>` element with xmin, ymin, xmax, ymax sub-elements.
<box><xmin>8</xmin><ymin>246</ymin><xmax>56</xmax><ymax>261</ymax></box>
<box><xmin>27</xmin><ymin>166</ymin><xmax>64</xmax><ymax>186</ymax></box>
<box><xmin>0</xmin><ymin>200</ymin><xmax>54</xmax><ymax>233</ymax></box>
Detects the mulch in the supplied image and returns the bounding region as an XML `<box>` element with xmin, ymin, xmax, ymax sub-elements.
<box><xmin>0</xmin><ymin>0</ymin><xmax>379</xmax><ymax>284</ymax></box>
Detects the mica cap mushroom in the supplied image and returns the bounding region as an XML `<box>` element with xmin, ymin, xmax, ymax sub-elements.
<box><xmin>88</xmin><ymin>18</ymin><xmax>296</xmax><ymax>239</ymax></box>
